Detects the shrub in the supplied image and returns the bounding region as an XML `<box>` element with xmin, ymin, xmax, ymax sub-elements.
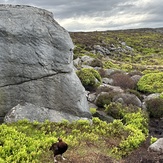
<box><xmin>105</xmin><ymin>102</ymin><xmax>140</xmax><ymax>119</ymax></box>
<box><xmin>0</xmin><ymin>110</ymin><xmax>149</xmax><ymax>161</ymax></box>
<box><xmin>159</xmin><ymin>92</ymin><xmax>163</xmax><ymax>99</ymax></box>
<box><xmin>105</xmin><ymin>102</ymin><xmax>124</xmax><ymax>119</ymax></box>
<box><xmin>146</xmin><ymin>98</ymin><xmax>163</xmax><ymax>118</ymax></box>
<box><xmin>111</xmin><ymin>73</ymin><xmax>135</xmax><ymax>89</ymax></box>
<box><xmin>104</xmin><ymin>60</ymin><xmax>119</xmax><ymax>69</ymax></box>
<box><xmin>137</xmin><ymin>72</ymin><xmax>163</xmax><ymax>93</ymax></box>
<box><xmin>95</xmin><ymin>92</ymin><xmax>115</xmax><ymax>108</ymax></box>
<box><xmin>76</xmin><ymin>68</ymin><xmax>102</xmax><ymax>91</ymax></box>
<box><xmin>120</xmin><ymin>63</ymin><xmax>133</xmax><ymax>72</ymax></box>
<box><xmin>111</xmin><ymin>109</ymin><xmax>148</xmax><ymax>157</ymax></box>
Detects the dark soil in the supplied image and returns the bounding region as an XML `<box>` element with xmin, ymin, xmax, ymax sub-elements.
<box><xmin>122</xmin><ymin>137</ymin><xmax>163</xmax><ymax>163</ymax></box>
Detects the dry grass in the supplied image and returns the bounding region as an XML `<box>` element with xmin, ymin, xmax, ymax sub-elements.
<box><xmin>40</xmin><ymin>139</ymin><xmax>121</xmax><ymax>163</ymax></box>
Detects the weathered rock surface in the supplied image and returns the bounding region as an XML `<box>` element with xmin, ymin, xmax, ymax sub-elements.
<box><xmin>148</xmin><ymin>138</ymin><xmax>163</xmax><ymax>153</ymax></box>
<box><xmin>4</xmin><ymin>103</ymin><xmax>89</xmax><ymax>123</ymax></box>
<box><xmin>0</xmin><ymin>4</ymin><xmax>91</xmax><ymax>122</ymax></box>
<box><xmin>93</xmin><ymin>110</ymin><xmax>114</xmax><ymax>123</ymax></box>
<box><xmin>113</xmin><ymin>93</ymin><xmax>142</xmax><ymax>107</ymax></box>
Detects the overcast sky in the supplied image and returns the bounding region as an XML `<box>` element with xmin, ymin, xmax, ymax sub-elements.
<box><xmin>0</xmin><ymin>0</ymin><xmax>163</xmax><ymax>31</ymax></box>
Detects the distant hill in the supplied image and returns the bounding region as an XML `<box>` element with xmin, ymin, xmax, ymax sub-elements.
<box><xmin>70</xmin><ymin>27</ymin><xmax>163</xmax><ymax>72</ymax></box>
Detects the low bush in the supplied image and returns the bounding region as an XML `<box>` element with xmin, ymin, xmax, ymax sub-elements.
<box><xmin>105</xmin><ymin>102</ymin><xmax>124</xmax><ymax>119</ymax></box>
<box><xmin>95</xmin><ymin>92</ymin><xmax>115</xmax><ymax>108</ymax></box>
<box><xmin>160</xmin><ymin>92</ymin><xmax>163</xmax><ymax>99</ymax></box>
<box><xmin>76</xmin><ymin>68</ymin><xmax>102</xmax><ymax>91</ymax></box>
<box><xmin>146</xmin><ymin>97</ymin><xmax>163</xmax><ymax>118</ymax></box>
<box><xmin>103</xmin><ymin>60</ymin><xmax>119</xmax><ymax>69</ymax></box>
<box><xmin>111</xmin><ymin>73</ymin><xmax>135</xmax><ymax>89</ymax></box>
<box><xmin>110</xmin><ymin>108</ymin><xmax>148</xmax><ymax>157</ymax></box>
<box><xmin>120</xmin><ymin>63</ymin><xmax>133</xmax><ymax>72</ymax></box>
<box><xmin>137</xmin><ymin>72</ymin><xmax>163</xmax><ymax>93</ymax></box>
<box><xmin>105</xmin><ymin>102</ymin><xmax>141</xmax><ymax>119</ymax></box>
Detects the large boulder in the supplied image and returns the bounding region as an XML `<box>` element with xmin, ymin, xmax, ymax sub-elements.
<box><xmin>0</xmin><ymin>4</ymin><xmax>91</xmax><ymax>122</ymax></box>
<box><xmin>4</xmin><ymin>103</ymin><xmax>89</xmax><ymax>123</ymax></box>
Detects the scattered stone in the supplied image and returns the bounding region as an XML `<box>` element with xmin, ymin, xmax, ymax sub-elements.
<box><xmin>102</xmin><ymin>78</ymin><xmax>114</xmax><ymax>85</ymax></box>
<box><xmin>113</xmin><ymin>93</ymin><xmax>142</xmax><ymax>107</ymax></box>
<box><xmin>4</xmin><ymin>103</ymin><xmax>90</xmax><ymax>123</ymax></box>
<box><xmin>148</xmin><ymin>138</ymin><xmax>163</xmax><ymax>153</ymax></box>
<box><xmin>131</xmin><ymin>75</ymin><xmax>142</xmax><ymax>85</ymax></box>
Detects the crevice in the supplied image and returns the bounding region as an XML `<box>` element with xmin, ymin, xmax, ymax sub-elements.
<box><xmin>0</xmin><ymin>73</ymin><xmax>59</xmax><ymax>88</ymax></box>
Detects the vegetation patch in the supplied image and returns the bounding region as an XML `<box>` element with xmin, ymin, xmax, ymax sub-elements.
<box><xmin>95</xmin><ymin>92</ymin><xmax>115</xmax><ymax>108</ymax></box>
<box><xmin>76</xmin><ymin>68</ymin><xmax>102</xmax><ymax>91</ymax></box>
<box><xmin>70</xmin><ymin>29</ymin><xmax>163</xmax><ymax>72</ymax></box>
<box><xmin>0</xmin><ymin>108</ymin><xmax>148</xmax><ymax>162</ymax></box>
<box><xmin>103</xmin><ymin>60</ymin><xmax>119</xmax><ymax>69</ymax></box>
<box><xmin>137</xmin><ymin>72</ymin><xmax>163</xmax><ymax>93</ymax></box>
<box><xmin>111</xmin><ymin>73</ymin><xmax>135</xmax><ymax>89</ymax></box>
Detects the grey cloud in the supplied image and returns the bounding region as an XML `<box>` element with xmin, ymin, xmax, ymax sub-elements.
<box><xmin>0</xmin><ymin>0</ymin><xmax>163</xmax><ymax>31</ymax></box>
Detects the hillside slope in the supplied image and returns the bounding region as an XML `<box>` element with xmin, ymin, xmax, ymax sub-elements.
<box><xmin>68</xmin><ymin>28</ymin><xmax>163</xmax><ymax>163</ymax></box>
<box><xmin>70</xmin><ymin>28</ymin><xmax>163</xmax><ymax>72</ymax></box>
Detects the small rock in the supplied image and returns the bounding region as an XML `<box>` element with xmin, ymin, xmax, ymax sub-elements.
<box><xmin>148</xmin><ymin>138</ymin><xmax>163</xmax><ymax>153</ymax></box>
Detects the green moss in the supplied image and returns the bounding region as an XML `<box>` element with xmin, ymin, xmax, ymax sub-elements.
<box><xmin>120</xmin><ymin>63</ymin><xmax>133</xmax><ymax>72</ymax></box>
<box><xmin>76</xmin><ymin>68</ymin><xmax>102</xmax><ymax>90</ymax></box>
<box><xmin>142</xmin><ymin>69</ymin><xmax>161</xmax><ymax>74</ymax></box>
<box><xmin>160</xmin><ymin>92</ymin><xmax>163</xmax><ymax>99</ymax></box>
<box><xmin>90</xmin><ymin>108</ymin><xmax>97</xmax><ymax>115</ymax></box>
<box><xmin>137</xmin><ymin>72</ymin><xmax>163</xmax><ymax>93</ymax></box>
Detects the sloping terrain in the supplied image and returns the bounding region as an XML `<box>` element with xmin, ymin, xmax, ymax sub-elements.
<box><xmin>69</xmin><ymin>28</ymin><xmax>163</xmax><ymax>163</ymax></box>
<box><xmin>70</xmin><ymin>28</ymin><xmax>163</xmax><ymax>72</ymax></box>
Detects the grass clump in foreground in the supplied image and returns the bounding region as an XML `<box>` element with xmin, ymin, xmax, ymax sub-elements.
<box><xmin>0</xmin><ymin>109</ymin><xmax>148</xmax><ymax>162</ymax></box>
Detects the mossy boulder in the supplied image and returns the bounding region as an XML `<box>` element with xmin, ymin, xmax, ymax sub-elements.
<box><xmin>76</xmin><ymin>68</ymin><xmax>102</xmax><ymax>91</ymax></box>
<box><xmin>137</xmin><ymin>72</ymin><xmax>163</xmax><ymax>93</ymax></box>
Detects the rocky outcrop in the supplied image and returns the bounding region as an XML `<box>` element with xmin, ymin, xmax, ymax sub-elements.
<box><xmin>0</xmin><ymin>5</ymin><xmax>91</xmax><ymax>122</ymax></box>
<box><xmin>4</xmin><ymin>103</ymin><xmax>89</xmax><ymax>123</ymax></box>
